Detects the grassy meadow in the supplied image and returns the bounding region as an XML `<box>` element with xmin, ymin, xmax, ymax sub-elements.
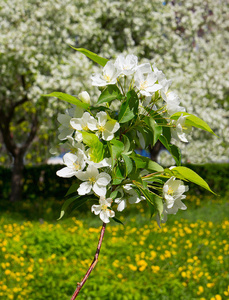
<box><xmin>0</xmin><ymin>195</ymin><xmax>228</xmax><ymax>300</ymax></box>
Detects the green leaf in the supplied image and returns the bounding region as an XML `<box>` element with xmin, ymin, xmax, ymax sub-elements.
<box><xmin>154</xmin><ymin>195</ymin><xmax>164</xmax><ymax>217</ymax></box>
<box><xmin>65</xmin><ymin>183</ymin><xmax>79</xmax><ymax>197</ymax></box>
<box><xmin>144</xmin><ymin>116</ymin><xmax>162</xmax><ymax>146</ymax></box>
<box><xmin>82</xmin><ymin>132</ymin><xmax>104</xmax><ymax>163</ymax></box>
<box><xmin>122</xmin><ymin>135</ymin><xmax>131</xmax><ymax>154</ymax></box>
<box><xmin>131</xmin><ymin>152</ymin><xmax>164</xmax><ymax>172</ymax></box>
<box><xmin>121</xmin><ymin>154</ymin><xmax>133</xmax><ymax>176</ymax></box>
<box><xmin>136</xmin><ymin>126</ymin><xmax>154</xmax><ymax>148</ymax></box>
<box><xmin>159</xmin><ymin>135</ymin><xmax>181</xmax><ymax>166</ymax></box>
<box><xmin>118</xmin><ymin>90</ymin><xmax>139</xmax><ymax>123</ymax></box>
<box><xmin>108</xmin><ymin>139</ymin><xmax>124</xmax><ymax>167</ymax></box>
<box><xmin>43</xmin><ymin>92</ymin><xmax>89</xmax><ymax>109</ymax></box>
<box><xmin>112</xmin><ymin>217</ymin><xmax>124</xmax><ymax>226</ymax></box>
<box><xmin>134</xmin><ymin>185</ymin><xmax>156</xmax><ymax>215</ymax></box>
<box><xmin>70</xmin><ymin>46</ymin><xmax>108</xmax><ymax>67</ymax></box>
<box><xmin>71</xmin><ymin>196</ymin><xmax>97</xmax><ymax>213</ymax></box>
<box><xmin>147</xmin><ymin>200</ymin><xmax>156</xmax><ymax>218</ymax></box>
<box><xmin>170</xmin><ymin>112</ymin><xmax>216</xmax><ymax>136</ymax></box>
<box><xmin>112</xmin><ymin>164</ymin><xmax>125</xmax><ymax>185</ymax></box>
<box><xmin>168</xmin><ymin>166</ymin><xmax>215</xmax><ymax>194</ymax></box>
<box><xmin>97</xmin><ymin>85</ymin><xmax>122</xmax><ymax>105</ymax></box>
<box><xmin>57</xmin><ymin>195</ymin><xmax>80</xmax><ymax>220</ymax></box>
<box><xmin>109</xmin><ymin>190</ymin><xmax>119</xmax><ymax>200</ymax></box>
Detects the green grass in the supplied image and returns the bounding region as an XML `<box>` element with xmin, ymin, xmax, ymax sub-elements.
<box><xmin>0</xmin><ymin>195</ymin><xmax>228</xmax><ymax>300</ymax></box>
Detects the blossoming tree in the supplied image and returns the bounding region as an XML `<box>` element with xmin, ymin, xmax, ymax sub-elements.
<box><xmin>1</xmin><ymin>0</ymin><xmax>228</xmax><ymax>203</ymax></box>
<box><xmin>46</xmin><ymin>48</ymin><xmax>216</xmax><ymax>298</ymax></box>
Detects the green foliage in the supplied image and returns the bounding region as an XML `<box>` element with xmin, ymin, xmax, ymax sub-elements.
<box><xmin>70</xmin><ymin>46</ymin><xmax>108</xmax><ymax>67</ymax></box>
<box><xmin>170</xmin><ymin>112</ymin><xmax>216</xmax><ymax>136</ymax></box>
<box><xmin>43</xmin><ymin>92</ymin><xmax>89</xmax><ymax>109</ymax></box>
<box><xmin>159</xmin><ymin>136</ymin><xmax>181</xmax><ymax>166</ymax></box>
<box><xmin>118</xmin><ymin>90</ymin><xmax>139</xmax><ymax>123</ymax></box>
<box><xmin>97</xmin><ymin>85</ymin><xmax>122</xmax><ymax>105</ymax></box>
<box><xmin>166</xmin><ymin>166</ymin><xmax>215</xmax><ymax>194</ymax></box>
<box><xmin>82</xmin><ymin>132</ymin><xmax>104</xmax><ymax>163</ymax></box>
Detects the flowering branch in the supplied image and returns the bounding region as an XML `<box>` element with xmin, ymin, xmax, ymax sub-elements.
<box><xmin>70</xmin><ymin>222</ymin><xmax>106</xmax><ymax>299</ymax></box>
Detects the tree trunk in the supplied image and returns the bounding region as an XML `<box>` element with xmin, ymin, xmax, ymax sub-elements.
<box><xmin>149</xmin><ymin>140</ymin><xmax>163</xmax><ymax>162</ymax></box>
<box><xmin>10</xmin><ymin>151</ymin><xmax>24</xmax><ymax>202</ymax></box>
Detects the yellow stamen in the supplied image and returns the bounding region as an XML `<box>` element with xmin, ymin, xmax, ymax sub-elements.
<box><xmin>103</xmin><ymin>74</ymin><xmax>111</xmax><ymax>82</ymax></box>
<box><xmin>98</xmin><ymin>125</ymin><xmax>105</xmax><ymax>132</ymax></box>
<box><xmin>73</xmin><ymin>162</ymin><xmax>81</xmax><ymax>171</ymax></box>
<box><xmin>82</xmin><ymin>125</ymin><xmax>88</xmax><ymax>131</ymax></box>
<box><xmin>140</xmin><ymin>80</ymin><xmax>148</xmax><ymax>90</ymax></box>
<box><xmin>167</xmin><ymin>187</ymin><xmax>174</xmax><ymax>195</ymax></box>
<box><xmin>88</xmin><ymin>177</ymin><xmax>96</xmax><ymax>183</ymax></box>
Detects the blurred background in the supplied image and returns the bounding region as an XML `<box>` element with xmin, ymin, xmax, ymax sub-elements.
<box><xmin>0</xmin><ymin>0</ymin><xmax>228</xmax><ymax>299</ymax></box>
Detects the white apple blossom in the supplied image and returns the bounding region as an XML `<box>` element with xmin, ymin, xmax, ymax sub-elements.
<box><xmin>166</xmin><ymin>97</ymin><xmax>186</xmax><ymax>116</ymax></box>
<box><xmin>171</xmin><ymin>114</ymin><xmax>192</xmax><ymax>143</ymax></box>
<box><xmin>91</xmin><ymin>61</ymin><xmax>120</xmax><ymax>87</ymax></box>
<box><xmin>78</xmin><ymin>91</ymin><xmax>90</xmax><ymax>104</ymax></box>
<box><xmin>57</xmin><ymin>106</ymin><xmax>84</xmax><ymax>141</ymax></box>
<box><xmin>163</xmin><ymin>176</ymin><xmax>189</xmax><ymax>208</ymax></box>
<box><xmin>70</xmin><ymin>112</ymin><xmax>97</xmax><ymax>132</ymax></box>
<box><xmin>95</xmin><ymin>111</ymin><xmax>120</xmax><ymax>141</ymax></box>
<box><xmin>76</xmin><ymin>165</ymin><xmax>111</xmax><ymax>196</ymax></box>
<box><xmin>57</xmin><ymin>114</ymin><xmax>75</xmax><ymax>141</ymax></box>
<box><xmin>134</xmin><ymin>69</ymin><xmax>162</xmax><ymax>97</ymax></box>
<box><xmin>158</xmin><ymin>176</ymin><xmax>188</xmax><ymax>224</ymax></box>
<box><xmin>91</xmin><ymin>196</ymin><xmax>115</xmax><ymax>223</ymax></box>
<box><xmin>87</xmin><ymin>157</ymin><xmax>112</xmax><ymax>169</ymax></box>
<box><xmin>115</xmin><ymin>184</ymin><xmax>144</xmax><ymax>212</ymax></box>
<box><xmin>114</xmin><ymin>54</ymin><xmax>138</xmax><ymax>76</ymax></box>
<box><xmin>56</xmin><ymin>151</ymin><xmax>86</xmax><ymax>178</ymax></box>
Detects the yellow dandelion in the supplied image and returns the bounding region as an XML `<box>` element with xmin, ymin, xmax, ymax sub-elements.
<box><xmin>151</xmin><ymin>265</ymin><xmax>160</xmax><ymax>273</ymax></box>
<box><xmin>128</xmin><ymin>264</ymin><xmax>137</xmax><ymax>271</ymax></box>
<box><xmin>5</xmin><ymin>269</ymin><xmax>11</xmax><ymax>275</ymax></box>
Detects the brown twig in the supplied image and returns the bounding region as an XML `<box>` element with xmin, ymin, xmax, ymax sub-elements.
<box><xmin>70</xmin><ymin>222</ymin><xmax>107</xmax><ymax>299</ymax></box>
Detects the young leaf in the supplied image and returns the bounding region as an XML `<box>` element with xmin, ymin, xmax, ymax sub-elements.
<box><xmin>65</xmin><ymin>183</ymin><xmax>79</xmax><ymax>197</ymax></box>
<box><xmin>70</xmin><ymin>46</ymin><xmax>108</xmax><ymax>67</ymax></box>
<box><xmin>159</xmin><ymin>135</ymin><xmax>181</xmax><ymax>166</ymax></box>
<box><xmin>121</xmin><ymin>154</ymin><xmax>133</xmax><ymax>176</ymax></box>
<box><xmin>144</xmin><ymin>116</ymin><xmax>162</xmax><ymax>146</ymax></box>
<box><xmin>122</xmin><ymin>135</ymin><xmax>131</xmax><ymax>154</ymax></box>
<box><xmin>170</xmin><ymin>112</ymin><xmax>216</xmax><ymax>136</ymax></box>
<box><xmin>112</xmin><ymin>217</ymin><xmax>124</xmax><ymax>226</ymax></box>
<box><xmin>57</xmin><ymin>195</ymin><xmax>80</xmax><ymax>220</ymax></box>
<box><xmin>168</xmin><ymin>166</ymin><xmax>216</xmax><ymax>194</ymax></box>
<box><xmin>82</xmin><ymin>132</ymin><xmax>104</xmax><ymax>163</ymax></box>
<box><xmin>154</xmin><ymin>195</ymin><xmax>164</xmax><ymax>218</ymax></box>
<box><xmin>71</xmin><ymin>196</ymin><xmax>97</xmax><ymax>213</ymax></box>
<box><xmin>131</xmin><ymin>152</ymin><xmax>164</xmax><ymax>172</ymax></box>
<box><xmin>109</xmin><ymin>190</ymin><xmax>119</xmax><ymax>200</ymax></box>
<box><xmin>43</xmin><ymin>92</ymin><xmax>89</xmax><ymax>109</ymax></box>
<box><xmin>97</xmin><ymin>85</ymin><xmax>122</xmax><ymax>105</ymax></box>
<box><xmin>108</xmin><ymin>139</ymin><xmax>124</xmax><ymax>167</ymax></box>
<box><xmin>112</xmin><ymin>164</ymin><xmax>125</xmax><ymax>185</ymax></box>
<box><xmin>118</xmin><ymin>90</ymin><xmax>139</xmax><ymax>123</ymax></box>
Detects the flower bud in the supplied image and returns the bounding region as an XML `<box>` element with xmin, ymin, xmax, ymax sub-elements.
<box><xmin>78</xmin><ymin>91</ymin><xmax>90</xmax><ymax>104</ymax></box>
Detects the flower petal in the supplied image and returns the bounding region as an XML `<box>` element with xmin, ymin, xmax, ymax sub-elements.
<box><xmin>93</xmin><ymin>183</ymin><xmax>107</xmax><ymax>196</ymax></box>
<box><xmin>91</xmin><ymin>204</ymin><xmax>102</xmax><ymax>215</ymax></box>
<box><xmin>77</xmin><ymin>181</ymin><xmax>92</xmax><ymax>195</ymax></box>
<box><xmin>96</xmin><ymin>173</ymin><xmax>111</xmax><ymax>186</ymax></box>
<box><xmin>56</xmin><ymin>167</ymin><xmax>76</xmax><ymax>178</ymax></box>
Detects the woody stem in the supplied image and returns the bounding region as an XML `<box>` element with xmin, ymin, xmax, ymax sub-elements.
<box><xmin>70</xmin><ymin>222</ymin><xmax>107</xmax><ymax>299</ymax></box>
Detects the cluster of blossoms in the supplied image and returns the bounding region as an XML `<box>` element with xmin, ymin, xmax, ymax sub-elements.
<box><xmin>55</xmin><ymin>49</ymin><xmax>213</xmax><ymax>225</ymax></box>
